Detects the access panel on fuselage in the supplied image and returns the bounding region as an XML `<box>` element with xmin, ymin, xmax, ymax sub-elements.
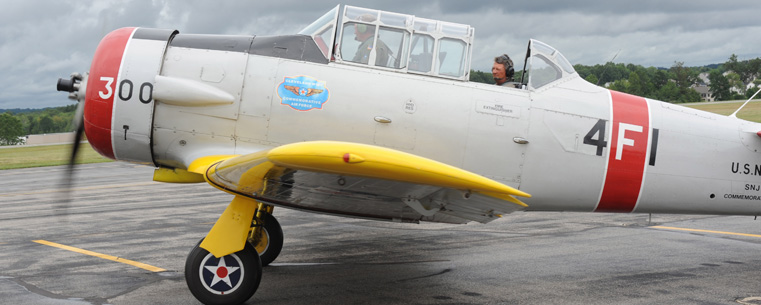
<box><xmin>461</xmin><ymin>85</ymin><xmax>530</xmax><ymax>186</ymax></box>
<box><xmin>151</xmin><ymin>36</ymin><xmax>249</xmax><ymax>168</ymax></box>
<box><xmin>520</xmin><ymin>78</ymin><xmax>614</xmax><ymax>212</ymax></box>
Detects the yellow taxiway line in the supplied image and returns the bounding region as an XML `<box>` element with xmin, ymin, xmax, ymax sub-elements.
<box><xmin>651</xmin><ymin>226</ymin><xmax>761</xmax><ymax>239</ymax></box>
<box><xmin>33</xmin><ymin>240</ymin><xmax>166</xmax><ymax>272</ymax></box>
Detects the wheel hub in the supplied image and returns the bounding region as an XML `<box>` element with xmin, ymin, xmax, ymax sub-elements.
<box><xmin>199</xmin><ymin>253</ymin><xmax>245</xmax><ymax>295</ymax></box>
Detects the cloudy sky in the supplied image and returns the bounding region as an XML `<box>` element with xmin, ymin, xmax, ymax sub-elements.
<box><xmin>2</xmin><ymin>0</ymin><xmax>760</xmax><ymax>109</ymax></box>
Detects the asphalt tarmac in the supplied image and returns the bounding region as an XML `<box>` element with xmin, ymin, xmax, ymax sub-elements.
<box><xmin>2</xmin><ymin>162</ymin><xmax>761</xmax><ymax>304</ymax></box>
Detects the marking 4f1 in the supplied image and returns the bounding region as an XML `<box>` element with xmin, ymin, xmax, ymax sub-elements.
<box><xmin>584</xmin><ymin>119</ymin><xmax>659</xmax><ymax>166</ymax></box>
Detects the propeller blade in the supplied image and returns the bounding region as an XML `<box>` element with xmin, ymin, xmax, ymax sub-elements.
<box><xmin>56</xmin><ymin>73</ymin><xmax>85</xmax><ymax>219</ymax></box>
<box><xmin>69</xmin><ymin>101</ymin><xmax>85</xmax><ymax>167</ymax></box>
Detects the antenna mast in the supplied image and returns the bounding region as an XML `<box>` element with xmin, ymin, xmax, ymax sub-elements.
<box><xmin>730</xmin><ymin>86</ymin><xmax>761</xmax><ymax>118</ymax></box>
<box><xmin>596</xmin><ymin>49</ymin><xmax>621</xmax><ymax>86</ymax></box>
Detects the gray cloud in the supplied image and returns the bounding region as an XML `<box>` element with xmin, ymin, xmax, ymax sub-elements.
<box><xmin>1</xmin><ymin>0</ymin><xmax>760</xmax><ymax>109</ymax></box>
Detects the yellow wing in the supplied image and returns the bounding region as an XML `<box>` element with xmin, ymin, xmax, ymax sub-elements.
<box><xmin>192</xmin><ymin>141</ymin><xmax>529</xmax><ymax>217</ymax></box>
<box><xmin>184</xmin><ymin>141</ymin><xmax>531</xmax><ymax>257</ymax></box>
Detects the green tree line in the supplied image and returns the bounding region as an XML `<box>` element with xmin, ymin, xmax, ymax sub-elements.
<box><xmin>576</xmin><ymin>61</ymin><xmax>704</xmax><ymax>103</ymax></box>
<box><xmin>0</xmin><ymin>104</ymin><xmax>77</xmax><ymax>145</ymax></box>
<box><xmin>470</xmin><ymin>54</ymin><xmax>761</xmax><ymax>104</ymax></box>
<box><xmin>15</xmin><ymin>104</ymin><xmax>77</xmax><ymax>134</ymax></box>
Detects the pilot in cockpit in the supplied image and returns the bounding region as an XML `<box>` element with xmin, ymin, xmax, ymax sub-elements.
<box><xmin>352</xmin><ymin>14</ymin><xmax>390</xmax><ymax>66</ymax></box>
<box><xmin>493</xmin><ymin>54</ymin><xmax>520</xmax><ymax>88</ymax></box>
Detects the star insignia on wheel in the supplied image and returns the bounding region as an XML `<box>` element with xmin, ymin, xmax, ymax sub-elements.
<box><xmin>204</xmin><ymin>256</ymin><xmax>241</xmax><ymax>289</ymax></box>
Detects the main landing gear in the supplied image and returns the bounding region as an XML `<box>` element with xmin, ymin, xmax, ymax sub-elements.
<box><xmin>185</xmin><ymin>204</ymin><xmax>283</xmax><ymax>305</ymax></box>
<box><xmin>249</xmin><ymin>206</ymin><xmax>284</xmax><ymax>267</ymax></box>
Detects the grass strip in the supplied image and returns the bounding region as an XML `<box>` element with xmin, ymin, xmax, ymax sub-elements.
<box><xmin>0</xmin><ymin>143</ymin><xmax>112</xmax><ymax>170</ymax></box>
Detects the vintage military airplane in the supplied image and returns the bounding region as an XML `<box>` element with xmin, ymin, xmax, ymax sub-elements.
<box><xmin>55</xmin><ymin>4</ymin><xmax>761</xmax><ymax>305</ymax></box>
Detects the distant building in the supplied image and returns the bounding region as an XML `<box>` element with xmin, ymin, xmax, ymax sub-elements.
<box><xmin>692</xmin><ymin>84</ymin><xmax>714</xmax><ymax>102</ymax></box>
<box><xmin>697</xmin><ymin>72</ymin><xmax>710</xmax><ymax>85</ymax></box>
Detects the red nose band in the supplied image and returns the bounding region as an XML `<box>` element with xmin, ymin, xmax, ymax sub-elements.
<box><xmin>83</xmin><ymin>27</ymin><xmax>136</xmax><ymax>160</ymax></box>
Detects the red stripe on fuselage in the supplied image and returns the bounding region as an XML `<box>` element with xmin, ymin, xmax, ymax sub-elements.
<box><xmin>595</xmin><ymin>90</ymin><xmax>650</xmax><ymax>213</ymax></box>
<box><xmin>84</xmin><ymin>27</ymin><xmax>135</xmax><ymax>160</ymax></box>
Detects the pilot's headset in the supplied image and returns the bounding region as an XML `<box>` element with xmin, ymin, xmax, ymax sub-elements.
<box><xmin>356</xmin><ymin>14</ymin><xmax>376</xmax><ymax>34</ymax></box>
<box><xmin>497</xmin><ymin>54</ymin><xmax>515</xmax><ymax>79</ymax></box>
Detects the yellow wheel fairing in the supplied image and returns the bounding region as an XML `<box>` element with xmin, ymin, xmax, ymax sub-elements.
<box><xmin>199</xmin><ymin>196</ymin><xmax>258</xmax><ymax>258</ymax></box>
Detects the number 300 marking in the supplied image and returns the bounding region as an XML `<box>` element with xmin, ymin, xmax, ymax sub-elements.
<box><xmin>97</xmin><ymin>76</ymin><xmax>154</xmax><ymax>104</ymax></box>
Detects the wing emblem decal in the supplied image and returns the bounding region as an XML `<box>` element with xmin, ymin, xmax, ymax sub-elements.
<box><xmin>277</xmin><ymin>75</ymin><xmax>330</xmax><ymax>111</ymax></box>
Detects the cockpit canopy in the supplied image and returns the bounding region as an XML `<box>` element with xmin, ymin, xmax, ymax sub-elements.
<box><xmin>299</xmin><ymin>5</ymin><xmax>474</xmax><ymax>81</ymax></box>
<box><xmin>299</xmin><ymin>5</ymin><xmax>577</xmax><ymax>88</ymax></box>
<box><xmin>524</xmin><ymin>39</ymin><xmax>576</xmax><ymax>90</ymax></box>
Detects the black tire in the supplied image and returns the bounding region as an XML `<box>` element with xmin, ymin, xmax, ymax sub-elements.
<box><xmin>185</xmin><ymin>239</ymin><xmax>262</xmax><ymax>305</ymax></box>
<box><xmin>250</xmin><ymin>213</ymin><xmax>283</xmax><ymax>266</ymax></box>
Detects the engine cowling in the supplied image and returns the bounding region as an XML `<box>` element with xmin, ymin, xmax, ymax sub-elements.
<box><xmin>84</xmin><ymin>27</ymin><xmax>177</xmax><ymax>165</ymax></box>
